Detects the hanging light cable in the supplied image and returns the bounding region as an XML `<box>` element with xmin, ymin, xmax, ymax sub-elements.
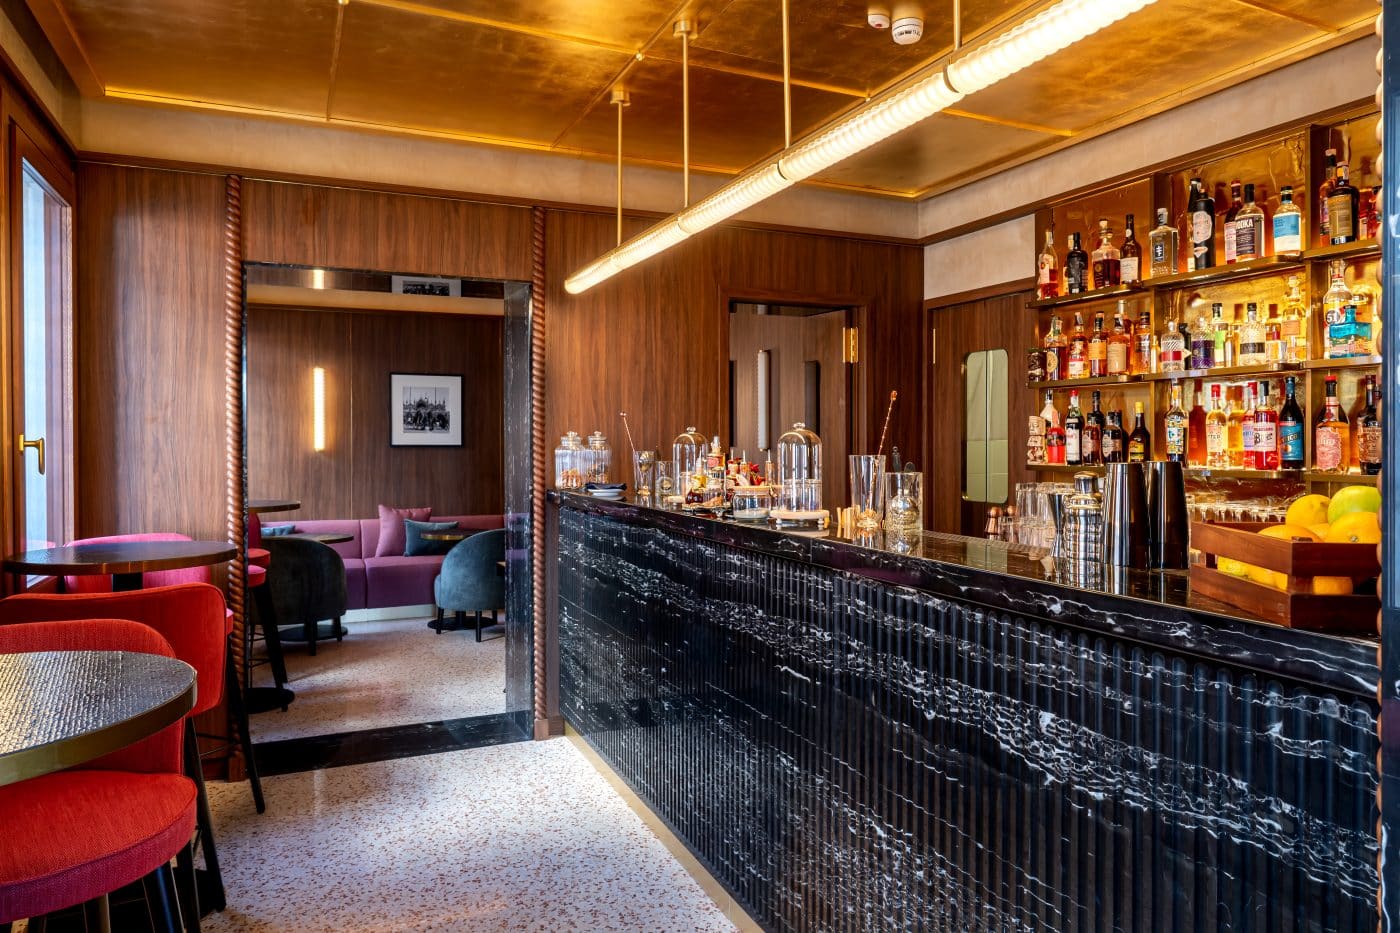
<box><xmin>675</xmin><ymin>20</ymin><xmax>694</xmax><ymax>207</ymax></box>
<box><xmin>612</xmin><ymin>87</ymin><xmax>629</xmax><ymax>245</ymax></box>
<box><xmin>565</xmin><ymin>0</ymin><xmax>1159</xmax><ymax>294</ymax></box>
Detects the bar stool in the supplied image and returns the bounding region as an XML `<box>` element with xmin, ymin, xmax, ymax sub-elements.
<box><xmin>246</xmin><ymin>514</ymin><xmax>289</xmax><ymax>694</ymax></box>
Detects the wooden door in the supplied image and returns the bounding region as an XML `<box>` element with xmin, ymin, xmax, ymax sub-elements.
<box><xmin>926</xmin><ymin>290</ymin><xmax>1036</xmax><ymax>536</ymax></box>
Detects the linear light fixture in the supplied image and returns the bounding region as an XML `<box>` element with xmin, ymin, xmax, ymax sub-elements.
<box><xmin>564</xmin><ymin>0</ymin><xmax>1158</xmax><ymax>294</ymax></box>
<box><xmin>312</xmin><ymin>366</ymin><xmax>327</xmax><ymax>452</ymax></box>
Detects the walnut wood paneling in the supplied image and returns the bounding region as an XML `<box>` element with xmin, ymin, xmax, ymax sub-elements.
<box><xmin>242</xmin><ymin>178</ymin><xmax>322</xmax><ymax>266</ymax></box>
<box><xmin>76</xmin><ymin>164</ymin><xmax>227</xmax><ymax>540</ymax></box>
<box><xmin>246</xmin><ymin>305</ymin><xmax>503</xmax><ymax>520</ymax></box>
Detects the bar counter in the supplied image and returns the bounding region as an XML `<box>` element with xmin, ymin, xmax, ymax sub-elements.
<box><xmin>551</xmin><ymin>492</ymin><xmax>1378</xmax><ymax>931</ymax></box>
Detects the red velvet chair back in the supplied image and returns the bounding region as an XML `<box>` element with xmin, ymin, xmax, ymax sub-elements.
<box><xmin>0</xmin><ymin>584</ymin><xmax>228</xmax><ymax>718</ymax></box>
<box><xmin>0</xmin><ymin>619</ymin><xmax>184</xmax><ymax>773</ymax></box>
<box><xmin>63</xmin><ymin>533</ymin><xmax>211</xmax><ymax>593</ymax></box>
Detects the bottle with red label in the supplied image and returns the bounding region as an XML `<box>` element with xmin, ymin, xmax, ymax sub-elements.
<box><xmin>1313</xmin><ymin>374</ymin><xmax>1350</xmax><ymax>473</ymax></box>
<box><xmin>1254</xmin><ymin>381</ymin><xmax>1279</xmax><ymax>470</ymax></box>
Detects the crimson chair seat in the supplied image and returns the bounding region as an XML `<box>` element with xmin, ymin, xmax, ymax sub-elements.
<box><xmin>248</xmin><ymin>547</ymin><xmax>271</xmax><ymax>569</ymax></box>
<box><xmin>0</xmin><ymin>770</ymin><xmax>196</xmax><ymax>923</ymax></box>
<box><xmin>248</xmin><ymin>564</ymin><xmax>267</xmax><ymax>586</ymax></box>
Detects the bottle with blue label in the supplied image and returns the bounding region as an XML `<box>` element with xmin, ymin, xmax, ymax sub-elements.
<box><xmin>1278</xmin><ymin>375</ymin><xmax>1305</xmax><ymax>469</ymax></box>
<box><xmin>1272</xmin><ymin>185</ymin><xmax>1303</xmax><ymax>257</ymax></box>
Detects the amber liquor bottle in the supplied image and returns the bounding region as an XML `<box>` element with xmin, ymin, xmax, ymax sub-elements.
<box><xmin>1187</xmin><ymin>380</ymin><xmax>1207</xmax><ymax>467</ymax></box>
<box><xmin>1083</xmin><ymin>390</ymin><xmax>1106</xmax><ymax>466</ymax></box>
<box><xmin>1327</xmin><ymin>163</ymin><xmax>1361</xmax><ymax>245</ymax></box>
<box><xmin>1101</xmin><ymin>411</ymin><xmax>1126</xmax><ymax>463</ymax></box>
<box><xmin>1254</xmin><ymin>381</ymin><xmax>1279</xmax><ymax>470</ymax></box>
<box><xmin>1106</xmin><ymin>304</ymin><xmax>1132</xmax><ymax>376</ymax></box>
<box><xmin>1127</xmin><ymin>402</ymin><xmax>1151</xmax><ymax>463</ymax></box>
<box><xmin>1088</xmin><ymin>312</ymin><xmax>1109</xmax><ymax>378</ymax></box>
<box><xmin>1066</xmin><ymin>312</ymin><xmax>1089</xmax><ymax>380</ymax></box>
<box><xmin>1314</xmin><ymin>374</ymin><xmax>1350</xmax><ymax>473</ymax></box>
<box><xmin>1091</xmin><ymin>219</ymin><xmax>1121</xmax><ymax>289</ymax></box>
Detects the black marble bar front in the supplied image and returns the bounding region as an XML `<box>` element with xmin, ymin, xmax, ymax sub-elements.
<box><xmin>553</xmin><ymin>493</ymin><xmax>1379</xmax><ymax>932</ymax></box>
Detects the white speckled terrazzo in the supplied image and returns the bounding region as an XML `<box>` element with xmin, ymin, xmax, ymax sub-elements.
<box><xmin>251</xmin><ymin>614</ymin><xmax>507</xmax><ymax>742</ymax></box>
<box><xmin>204</xmin><ymin>740</ymin><xmax>737</xmax><ymax>932</ymax></box>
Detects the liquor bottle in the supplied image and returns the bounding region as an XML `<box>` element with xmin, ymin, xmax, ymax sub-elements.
<box><xmin>1120</xmin><ymin>214</ymin><xmax>1142</xmax><ymax>284</ymax></box>
<box><xmin>1362</xmin><ymin>185</ymin><xmax>1381</xmax><ymax>240</ymax></box>
<box><xmin>1264</xmin><ymin>303</ymin><xmax>1283</xmax><ymax>363</ymax></box>
<box><xmin>1148</xmin><ymin>208</ymin><xmax>1178</xmax><ymax>278</ymax></box>
<box><xmin>1083</xmin><ymin>390</ymin><xmax>1105</xmax><ymax>466</ymax></box>
<box><xmin>1043</xmin><ymin>313</ymin><xmax>1067</xmax><ymax>381</ymax></box>
<box><xmin>1178</xmin><ymin>316</ymin><xmax>1194</xmax><ymax>370</ymax></box>
<box><xmin>1036</xmin><ymin>229</ymin><xmax>1060</xmax><ymax>299</ymax></box>
<box><xmin>1272</xmin><ymin>185</ymin><xmax>1303</xmax><ymax>256</ymax></box>
<box><xmin>1091</xmin><ymin>218</ymin><xmax>1122</xmax><ymax>289</ymax></box>
<box><xmin>1318</xmin><ymin>148</ymin><xmax>1338</xmax><ymax>245</ymax></box>
<box><xmin>1164</xmin><ymin>383</ymin><xmax>1188</xmax><ymax>463</ymax></box>
<box><xmin>1239</xmin><ymin>382</ymin><xmax>1258</xmax><ymax>469</ymax></box>
<box><xmin>1237</xmin><ymin>303</ymin><xmax>1267</xmax><ymax>366</ymax></box>
<box><xmin>1088</xmin><ymin>311</ymin><xmax>1109</xmax><ymax>378</ymax></box>
<box><xmin>1359</xmin><ymin>376</ymin><xmax>1382</xmax><ymax>475</ymax></box>
<box><xmin>1328</xmin><ymin>162</ymin><xmax>1360</xmax><ymax>245</ymax></box>
<box><xmin>1209</xmin><ymin>303</ymin><xmax>1233</xmax><ymax>368</ymax></box>
<box><xmin>1278</xmin><ymin>375</ymin><xmax>1305</xmax><ymax>470</ymax></box>
<box><xmin>1206</xmin><ymin>384</ymin><xmax>1229</xmax><ymax>469</ymax></box>
<box><xmin>1322</xmin><ymin>260</ymin><xmax>1354</xmax><ymax>359</ymax></box>
<box><xmin>1127</xmin><ymin>402</ymin><xmax>1151</xmax><ymax>463</ymax></box>
<box><xmin>1102</xmin><ymin>410</ymin><xmax>1125</xmax><ymax>464</ymax></box>
<box><xmin>1065</xmin><ymin>233</ymin><xmax>1089</xmax><ymax>294</ymax></box>
<box><xmin>1065</xmin><ymin>389</ymin><xmax>1085</xmax><ymax>466</ymax></box>
<box><xmin>1042</xmin><ymin>391</ymin><xmax>1066</xmax><ymax>464</ymax></box>
<box><xmin>1159</xmin><ymin>319</ymin><xmax>1186</xmax><ymax>373</ymax></box>
<box><xmin>1280</xmin><ymin>275</ymin><xmax>1308</xmax><ymax>362</ymax></box>
<box><xmin>1107</xmin><ymin>303</ymin><xmax>1132</xmax><ymax>376</ymax></box>
<box><xmin>1131</xmin><ymin>304</ymin><xmax>1154</xmax><ymax>375</ymax></box>
<box><xmin>1314</xmin><ymin>374</ymin><xmax>1351</xmax><ymax>473</ymax></box>
<box><xmin>1191</xmin><ymin>308</ymin><xmax>1215</xmax><ymax>370</ymax></box>
<box><xmin>1254</xmin><ymin>381</ymin><xmax>1279</xmax><ymax>470</ymax></box>
<box><xmin>1187</xmin><ymin>380</ymin><xmax>1208</xmax><ymax>466</ymax></box>
<box><xmin>1226</xmin><ymin>386</ymin><xmax>1249</xmax><ymax>468</ymax></box>
<box><xmin>1066</xmin><ymin>312</ymin><xmax>1089</xmax><ymax>380</ymax></box>
<box><xmin>1188</xmin><ymin>177</ymin><xmax>1216</xmax><ymax>270</ymax></box>
<box><xmin>1222</xmin><ymin>180</ymin><xmax>1244</xmax><ymax>264</ymax></box>
<box><xmin>1233</xmin><ymin>184</ymin><xmax>1266</xmax><ymax>262</ymax></box>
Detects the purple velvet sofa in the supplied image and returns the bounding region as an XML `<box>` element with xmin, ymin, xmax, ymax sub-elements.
<box><xmin>279</xmin><ymin>514</ymin><xmax>504</xmax><ymax>610</ymax></box>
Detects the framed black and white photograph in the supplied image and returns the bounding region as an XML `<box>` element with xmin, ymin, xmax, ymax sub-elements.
<box><xmin>390</xmin><ymin>373</ymin><xmax>463</xmax><ymax>447</ymax></box>
<box><xmin>390</xmin><ymin>274</ymin><xmax>461</xmax><ymax>298</ymax></box>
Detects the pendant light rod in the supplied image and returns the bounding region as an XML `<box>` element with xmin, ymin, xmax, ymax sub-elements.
<box><xmin>781</xmin><ymin>0</ymin><xmax>792</xmax><ymax>147</ymax></box>
<box><xmin>566</xmin><ymin>0</ymin><xmax>1159</xmax><ymax>294</ymax></box>
<box><xmin>611</xmin><ymin>87</ymin><xmax>630</xmax><ymax>246</ymax></box>
<box><xmin>954</xmin><ymin>0</ymin><xmax>962</xmax><ymax>50</ymax></box>
<box><xmin>674</xmin><ymin>20</ymin><xmax>694</xmax><ymax>207</ymax></box>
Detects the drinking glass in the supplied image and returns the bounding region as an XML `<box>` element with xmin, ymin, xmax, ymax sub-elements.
<box><xmin>652</xmin><ymin>460</ymin><xmax>675</xmax><ymax>507</ymax></box>
<box><xmin>633</xmin><ymin>450</ymin><xmax>656</xmax><ymax>503</ymax></box>
<box><xmin>849</xmin><ymin>455</ymin><xmax>886</xmax><ymax>532</ymax></box>
<box><xmin>884</xmin><ymin>471</ymin><xmax>923</xmax><ymax>533</ymax></box>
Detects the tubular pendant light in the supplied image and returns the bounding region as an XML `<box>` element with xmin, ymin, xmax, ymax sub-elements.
<box><xmin>312</xmin><ymin>366</ymin><xmax>327</xmax><ymax>451</ymax></box>
<box><xmin>564</xmin><ymin>0</ymin><xmax>1159</xmax><ymax>294</ymax></box>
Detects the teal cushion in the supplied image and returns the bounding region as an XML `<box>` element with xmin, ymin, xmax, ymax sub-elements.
<box><xmin>404</xmin><ymin>520</ymin><xmax>460</xmax><ymax>556</ymax></box>
<box><xmin>262</xmin><ymin>524</ymin><xmax>297</xmax><ymax>536</ymax></box>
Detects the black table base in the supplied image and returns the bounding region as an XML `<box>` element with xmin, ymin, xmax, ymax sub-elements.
<box><xmin>244</xmin><ymin>686</ymin><xmax>295</xmax><ymax>714</ymax></box>
<box><xmin>277</xmin><ymin>622</ymin><xmax>347</xmax><ymax>643</ymax></box>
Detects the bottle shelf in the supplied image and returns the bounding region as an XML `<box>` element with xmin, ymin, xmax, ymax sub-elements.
<box><xmin>1302</xmin><ymin>239</ymin><xmax>1380</xmax><ymax>263</ymax></box>
<box><xmin>1142</xmin><ymin>255</ymin><xmax>1306</xmax><ymax>291</ymax></box>
<box><xmin>1303</xmin><ymin>471</ymin><xmax>1380</xmax><ymax>485</ymax></box>
<box><xmin>1027</xmin><ymin>463</ymin><xmax>1106</xmax><ymax>474</ymax></box>
<box><xmin>1184</xmin><ymin>467</ymin><xmax>1295</xmax><ymax>481</ymax></box>
<box><xmin>1300</xmin><ymin>355</ymin><xmax>1383</xmax><ymax>370</ymax></box>
<box><xmin>1030</xmin><ymin>255</ymin><xmax>1314</xmax><ymax>312</ymax></box>
<box><xmin>1028</xmin><ymin>374</ymin><xmax>1134</xmax><ymax>390</ymax></box>
<box><xmin>1141</xmin><ymin>362</ymin><xmax>1302</xmax><ymax>382</ymax></box>
<box><xmin>1027</xmin><ymin>283</ymin><xmax>1145</xmax><ymax>309</ymax></box>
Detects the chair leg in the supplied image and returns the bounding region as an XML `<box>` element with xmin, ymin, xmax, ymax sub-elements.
<box><xmin>253</xmin><ymin>585</ymin><xmax>288</xmax><ymax>689</ymax></box>
<box><xmin>175</xmin><ymin>842</ymin><xmax>202</xmax><ymax>932</ymax></box>
<box><xmin>185</xmin><ymin>721</ymin><xmax>226</xmax><ymax>913</ymax></box>
<box><xmin>226</xmin><ymin>655</ymin><xmax>266</xmax><ymax>814</ymax></box>
<box><xmin>143</xmin><ymin>864</ymin><xmax>180</xmax><ymax>933</ymax></box>
<box><xmin>475</xmin><ymin>610</ymin><xmax>483</xmax><ymax>643</ymax></box>
<box><xmin>434</xmin><ymin>605</ymin><xmax>444</xmax><ymax>634</ymax></box>
<box><xmin>335</xmin><ymin>616</ymin><xmax>345</xmax><ymax>642</ymax></box>
<box><xmin>82</xmin><ymin>895</ymin><xmax>112</xmax><ymax>933</ymax></box>
<box><xmin>305</xmin><ymin>617</ymin><xmax>317</xmax><ymax>656</ymax></box>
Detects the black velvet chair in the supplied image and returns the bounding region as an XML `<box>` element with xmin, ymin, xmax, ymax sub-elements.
<box><xmin>263</xmin><ymin>537</ymin><xmax>349</xmax><ymax>656</ymax></box>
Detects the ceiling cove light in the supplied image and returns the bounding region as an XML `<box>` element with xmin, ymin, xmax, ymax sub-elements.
<box><xmin>563</xmin><ymin>0</ymin><xmax>1159</xmax><ymax>295</ymax></box>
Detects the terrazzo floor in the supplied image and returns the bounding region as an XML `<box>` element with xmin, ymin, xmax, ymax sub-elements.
<box><xmin>204</xmin><ymin>739</ymin><xmax>737</xmax><ymax>932</ymax></box>
<box><xmin>250</xmin><ymin>614</ymin><xmax>507</xmax><ymax>743</ymax></box>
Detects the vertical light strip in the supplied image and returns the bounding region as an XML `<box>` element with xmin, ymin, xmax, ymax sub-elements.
<box><xmin>757</xmin><ymin>349</ymin><xmax>771</xmax><ymax>451</ymax></box>
<box><xmin>312</xmin><ymin>366</ymin><xmax>326</xmax><ymax>451</ymax></box>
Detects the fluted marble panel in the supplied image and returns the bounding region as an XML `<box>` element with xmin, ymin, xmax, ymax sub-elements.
<box><xmin>557</xmin><ymin>503</ymin><xmax>1379</xmax><ymax>933</ymax></box>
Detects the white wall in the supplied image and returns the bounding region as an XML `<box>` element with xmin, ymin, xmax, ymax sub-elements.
<box><xmin>924</xmin><ymin>216</ymin><xmax>1035</xmax><ymax>301</ymax></box>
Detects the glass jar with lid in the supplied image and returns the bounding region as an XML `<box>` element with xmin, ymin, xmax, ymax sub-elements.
<box><xmin>672</xmin><ymin>426</ymin><xmax>707</xmax><ymax>492</ymax></box>
<box><xmin>554</xmin><ymin>432</ymin><xmax>584</xmax><ymax>490</ymax></box>
<box><xmin>773</xmin><ymin>422</ymin><xmax>823</xmax><ymax>523</ymax></box>
<box><xmin>583</xmin><ymin>431</ymin><xmax>611</xmax><ymax>484</ymax></box>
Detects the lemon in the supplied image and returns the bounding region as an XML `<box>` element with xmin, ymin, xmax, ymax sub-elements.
<box><xmin>1307</xmin><ymin>522</ymin><xmax>1331</xmax><ymax>539</ymax></box>
<box><xmin>1324</xmin><ymin>510</ymin><xmax>1381</xmax><ymax>544</ymax></box>
<box><xmin>1217</xmin><ymin>557</ymin><xmax>1249</xmax><ymax>577</ymax></box>
<box><xmin>1327</xmin><ymin>485</ymin><xmax>1382</xmax><ymax>524</ymax></box>
<box><xmin>1286</xmin><ymin>494</ymin><xmax>1331</xmax><ymax>528</ymax></box>
<box><xmin>1312</xmin><ymin>576</ymin><xmax>1354</xmax><ymax>595</ymax></box>
<box><xmin>1258</xmin><ymin>524</ymin><xmax>1319</xmax><ymax>542</ymax></box>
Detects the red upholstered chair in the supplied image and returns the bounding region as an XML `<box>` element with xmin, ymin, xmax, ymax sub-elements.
<box><xmin>0</xmin><ymin>619</ymin><xmax>196</xmax><ymax>930</ymax></box>
<box><xmin>0</xmin><ymin>583</ymin><xmax>263</xmax><ymax>914</ymax></box>
<box><xmin>63</xmin><ymin>532</ymin><xmax>212</xmax><ymax>593</ymax></box>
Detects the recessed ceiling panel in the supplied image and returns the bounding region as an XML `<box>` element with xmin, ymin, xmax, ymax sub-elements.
<box><xmin>333</xmin><ymin>2</ymin><xmax>632</xmax><ymax>144</ymax></box>
<box><xmin>394</xmin><ymin>0</ymin><xmax>681</xmax><ymax>50</ymax></box>
<box><xmin>1239</xmin><ymin>0</ymin><xmax>1377</xmax><ymax>31</ymax></box>
<box><xmin>812</xmin><ymin>111</ymin><xmax>1054</xmax><ymax>193</ymax></box>
<box><xmin>555</xmin><ymin>56</ymin><xmax>854</xmax><ymax>169</ymax></box>
<box><xmin>62</xmin><ymin>0</ymin><xmax>338</xmax><ymax>114</ymax></box>
<box><xmin>956</xmin><ymin>0</ymin><xmax>1324</xmax><ymax>134</ymax></box>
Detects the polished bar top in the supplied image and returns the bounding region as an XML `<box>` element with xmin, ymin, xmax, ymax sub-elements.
<box><xmin>551</xmin><ymin>491</ymin><xmax>1377</xmax><ymax>698</ymax></box>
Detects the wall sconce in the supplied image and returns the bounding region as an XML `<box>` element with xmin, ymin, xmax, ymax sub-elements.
<box><xmin>312</xmin><ymin>366</ymin><xmax>326</xmax><ymax>451</ymax></box>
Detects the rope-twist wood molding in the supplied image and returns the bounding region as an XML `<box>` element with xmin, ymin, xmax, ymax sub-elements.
<box><xmin>531</xmin><ymin>206</ymin><xmax>548</xmax><ymax>731</ymax></box>
<box><xmin>223</xmin><ymin>174</ymin><xmax>248</xmax><ymax>773</ymax></box>
<box><xmin>1375</xmin><ymin>5</ymin><xmax>1385</xmax><ymax>926</ymax></box>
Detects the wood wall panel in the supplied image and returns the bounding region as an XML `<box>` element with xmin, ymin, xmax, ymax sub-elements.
<box><xmin>246</xmin><ymin>305</ymin><xmax>503</xmax><ymax>520</ymax></box>
<box><xmin>243</xmin><ymin>178</ymin><xmax>322</xmax><ymax>266</ymax></box>
<box><xmin>76</xmin><ymin>164</ymin><xmax>227</xmax><ymax>540</ymax></box>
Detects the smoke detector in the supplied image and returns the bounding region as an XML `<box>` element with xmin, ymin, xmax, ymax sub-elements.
<box><xmin>867</xmin><ymin>4</ymin><xmax>890</xmax><ymax>28</ymax></box>
<box><xmin>890</xmin><ymin>2</ymin><xmax>924</xmax><ymax>44</ymax></box>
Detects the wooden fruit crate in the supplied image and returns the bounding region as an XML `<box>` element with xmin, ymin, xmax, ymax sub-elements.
<box><xmin>1190</xmin><ymin>521</ymin><xmax>1380</xmax><ymax>635</ymax></box>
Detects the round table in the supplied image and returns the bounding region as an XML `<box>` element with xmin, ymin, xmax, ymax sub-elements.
<box><xmin>0</xmin><ymin>650</ymin><xmax>196</xmax><ymax>786</ymax></box>
<box><xmin>3</xmin><ymin>540</ymin><xmax>237</xmax><ymax>592</ymax></box>
<box><xmin>283</xmin><ymin>532</ymin><xmax>353</xmax><ymax>545</ymax></box>
<box><xmin>247</xmin><ymin>499</ymin><xmax>301</xmax><ymax>515</ymax></box>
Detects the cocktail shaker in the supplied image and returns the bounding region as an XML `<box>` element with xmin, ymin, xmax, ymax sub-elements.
<box><xmin>1062</xmin><ymin>471</ymin><xmax>1104</xmax><ymax>563</ymax></box>
<box><xmin>1147</xmin><ymin>461</ymin><xmax>1190</xmax><ymax>569</ymax></box>
<box><xmin>1102</xmin><ymin>462</ymin><xmax>1150</xmax><ymax>569</ymax></box>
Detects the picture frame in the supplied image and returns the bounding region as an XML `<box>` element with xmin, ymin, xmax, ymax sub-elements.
<box><xmin>390</xmin><ymin>373</ymin><xmax>463</xmax><ymax>447</ymax></box>
<box><xmin>390</xmin><ymin>274</ymin><xmax>461</xmax><ymax>298</ymax></box>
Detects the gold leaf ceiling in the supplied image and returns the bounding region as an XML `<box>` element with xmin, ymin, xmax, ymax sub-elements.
<box><xmin>28</xmin><ymin>0</ymin><xmax>1377</xmax><ymax>198</ymax></box>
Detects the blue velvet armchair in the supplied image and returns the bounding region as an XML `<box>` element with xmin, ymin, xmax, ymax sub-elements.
<box><xmin>433</xmin><ymin>528</ymin><xmax>506</xmax><ymax>641</ymax></box>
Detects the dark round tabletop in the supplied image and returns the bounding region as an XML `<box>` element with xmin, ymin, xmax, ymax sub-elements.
<box><xmin>0</xmin><ymin>650</ymin><xmax>197</xmax><ymax>786</ymax></box>
<box><xmin>284</xmin><ymin>532</ymin><xmax>354</xmax><ymax>545</ymax></box>
<box><xmin>422</xmin><ymin>531</ymin><xmax>470</xmax><ymax>541</ymax></box>
<box><xmin>247</xmin><ymin>499</ymin><xmax>301</xmax><ymax>515</ymax></box>
<box><xmin>2</xmin><ymin>540</ymin><xmax>237</xmax><ymax>577</ymax></box>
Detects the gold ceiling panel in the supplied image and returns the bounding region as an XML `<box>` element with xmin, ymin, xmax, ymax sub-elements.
<box><xmin>811</xmin><ymin>111</ymin><xmax>1055</xmax><ymax>193</ymax></box>
<box><xmin>955</xmin><ymin>0</ymin><xmax>1324</xmax><ymax>134</ymax></box>
<box><xmin>1228</xmin><ymin>0</ymin><xmax>1378</xmax><ymax>32</ymax></box>
<box><xmin>552</xmin><ymin>55</ymin><xmax>853</xmax><ymax>171</ymax></box>
<box><xmin>332</xmin><ymin>1</ymin><xmax>633</xmax><ymax>145</ymax></box>
<box><xmin>361</xmin><ymin>0</ymin><xmax>682</xmax><ymax>50</ymax></box>
<box><xmin>61</xmin><ymin>0</ymin><xmax>338</xmax><ymax>115</ymax></box>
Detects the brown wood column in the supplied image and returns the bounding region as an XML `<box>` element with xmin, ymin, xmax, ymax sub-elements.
<box><xmin>531</xmin><ymin>205</ymin><xmax>556</xmax><ymax>738</ymax></box>
<box><xmin>224</xmin><ymin>174</ymin><xmax>248</xmax><ymax>776</ymax></box>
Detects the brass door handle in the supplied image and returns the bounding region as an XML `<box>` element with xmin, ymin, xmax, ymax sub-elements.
<box><xmin>17</xmin><ymin>434</ymin><xmax>44</xmax><ymax>475</ymax></box>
